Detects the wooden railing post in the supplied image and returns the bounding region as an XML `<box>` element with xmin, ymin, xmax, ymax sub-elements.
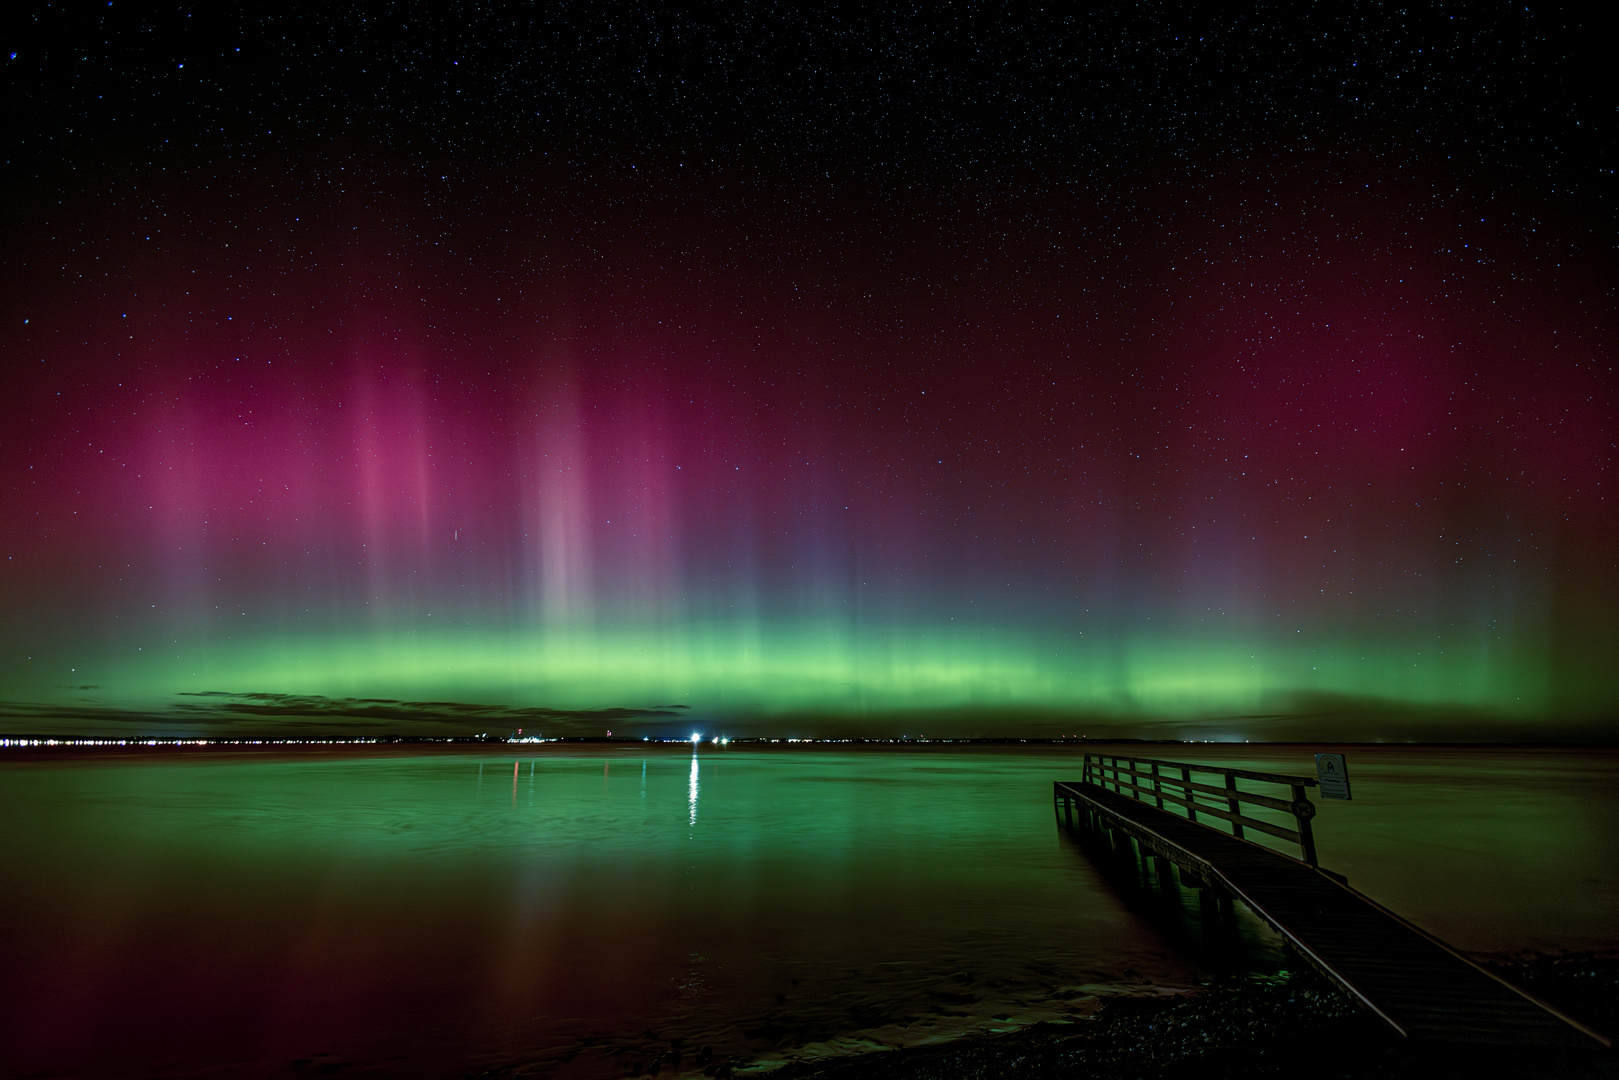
<box><xmin>1151</xmin><ymin>761</ymin><xmax>1164</xmax><ymax>809</ymax></box>
<box><xmin>1226</xmin><ymin>773</ymin><xmax>1244</xmax><ymax>839</ymax></box>
<box><xmin>1292</xmin><ymin>782</ymin><xmax>1318</xmax><ymax>866</ymax></box>
<box><xmin>1182</xmin><ymin>765</ymin><xmax>1197</xmax><ymax>823</ymax></box>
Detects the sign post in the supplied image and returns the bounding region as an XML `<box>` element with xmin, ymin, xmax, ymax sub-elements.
<box><xmin>1315</xmin><ymin>753</ymin><xmax>1351</xmax><ymax>800</ymax></box>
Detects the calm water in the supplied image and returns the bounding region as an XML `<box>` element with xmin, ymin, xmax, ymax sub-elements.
<box><xmin>2</xmin><ymin>744</ymin><xmax>1615</xmax><ymax>1079</ymax></box>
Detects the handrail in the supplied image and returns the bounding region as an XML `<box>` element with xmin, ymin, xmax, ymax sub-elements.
<box><xmin>1080</xmin><ymin>752</ymin><xmax>1319</xmax><ymax>865</ymax></box>
<box><xmin>1089</xmin><ymin>754</ymin><xmax>1318</xmax><ymax>788</ymax></box>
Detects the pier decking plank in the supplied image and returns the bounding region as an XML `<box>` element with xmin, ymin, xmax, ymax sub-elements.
<box><xmin>1057</xmin><ymin>779</ymin><xmax>1610</xmax><ymax>1049</ymax></box>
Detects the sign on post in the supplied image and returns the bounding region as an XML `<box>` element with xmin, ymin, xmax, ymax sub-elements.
<box><xmin>1315</xmin><ymin>753</ymin><xmax>1351</xmax><ymax>800</ymax></box>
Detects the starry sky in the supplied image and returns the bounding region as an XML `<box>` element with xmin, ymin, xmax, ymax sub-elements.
<box><xmin>1</xmin><ymin>4</ymin><xmax>1615</xmax><ymax>739</ymax></box>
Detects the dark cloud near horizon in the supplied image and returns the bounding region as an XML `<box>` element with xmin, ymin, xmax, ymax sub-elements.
<box><xmin>177</xmin><ymin>689</ymin><xmax>688</xmax><ymax>721</ymax></box>
<box><xmin>0</xmin><ymin>692</ymin><xmax>689</xmax><ymax>738</ymax></box>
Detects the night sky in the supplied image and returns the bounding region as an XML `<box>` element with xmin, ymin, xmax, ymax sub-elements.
<box><xmin>2</xmin><ymin>4</ymin><xmax>1615</xmax><ymax>740</ymax></box>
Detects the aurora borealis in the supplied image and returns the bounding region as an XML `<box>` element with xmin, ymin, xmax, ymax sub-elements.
<box><xmin>2</xmin><ymin>5</ymin><xmax>1615</xmax><ymax>740</ymax></box>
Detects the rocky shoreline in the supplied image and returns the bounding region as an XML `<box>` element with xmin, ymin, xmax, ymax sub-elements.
<box><xmin>722</xmin><ymin>956</ymin><xmax>1619</xmax><ymax>1080</ymax></box>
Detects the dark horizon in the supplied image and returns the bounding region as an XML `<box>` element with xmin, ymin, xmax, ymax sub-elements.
<box><xmin>4</xmin><ymin>690</ymin><xmax>1615</xmax><ymax>746</ymax></box>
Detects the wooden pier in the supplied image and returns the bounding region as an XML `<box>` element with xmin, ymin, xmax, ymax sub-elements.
<box><xmin>1056</xmin><ymin>753</ymin><xmax>1611</xmax><ymax>1049</ymax></box>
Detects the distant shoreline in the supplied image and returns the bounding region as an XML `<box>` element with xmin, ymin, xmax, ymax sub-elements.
<box><xmin>6</xmin><ymin>734</ymin><xmax>1619</xmax><ymax>750</ymax></box>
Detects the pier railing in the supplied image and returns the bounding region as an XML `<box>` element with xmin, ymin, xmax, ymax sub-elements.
<box><xmin>1079</xmin><ymin>752</ymin><xmax>1320</xmax><ymax>865</ymax></box>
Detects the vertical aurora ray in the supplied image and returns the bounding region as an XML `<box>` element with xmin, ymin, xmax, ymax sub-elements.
<box><xmin>0</xmin><ymin>149</ymin><xmax>1613</xmax><ymax>736</ymax></box>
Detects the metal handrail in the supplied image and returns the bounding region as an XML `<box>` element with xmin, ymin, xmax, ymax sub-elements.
<box><xmin>1081</xmin><ymin>752</ymin><xmax>1320</xmax><ymax>865</ymax></box>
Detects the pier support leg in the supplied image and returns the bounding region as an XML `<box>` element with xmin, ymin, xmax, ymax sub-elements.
<box><xmin>1197</xmin><ymin>886</ymin><xmax>1217</xmax><ymax>924</ymax></box>
<box><xmin>1155</xmin><ymin>857</ymin><xmax>1175</xmax><ymax>895</ymax></box>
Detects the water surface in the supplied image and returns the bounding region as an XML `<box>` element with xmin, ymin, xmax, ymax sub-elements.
<box><xmin>1</xmin><ymin>744</ymin><xmax>1613</xmax><ymax>1078</ymax></box>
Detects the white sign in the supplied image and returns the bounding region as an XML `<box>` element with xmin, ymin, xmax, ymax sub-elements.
<box><xmin>1315</xmin><ymin>753</ymin><xmax>1351</xmax><ymax>800</ymax></box>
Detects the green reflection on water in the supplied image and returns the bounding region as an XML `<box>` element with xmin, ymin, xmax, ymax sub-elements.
<box><xmin>0</xmin><ymin>745</ymin><xmax>1613</xmax><ymax>1079</ymax></box>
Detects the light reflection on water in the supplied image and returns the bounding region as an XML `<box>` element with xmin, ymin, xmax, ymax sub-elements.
<box><xmin>690</xmin><ymin>750</ymin><xmax>700</xmax><ymax>827</ymax></box>
<box><xmin>0</xmin><ymin>744</ymin><xmax>1613</xmax><ymax>1079</ymax></box>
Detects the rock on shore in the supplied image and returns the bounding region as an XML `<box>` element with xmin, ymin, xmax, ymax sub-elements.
<box><xmin>742</xmin><ymin>960</ymin><xmax>1618</xmax><ymax>1080</ymax></box>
